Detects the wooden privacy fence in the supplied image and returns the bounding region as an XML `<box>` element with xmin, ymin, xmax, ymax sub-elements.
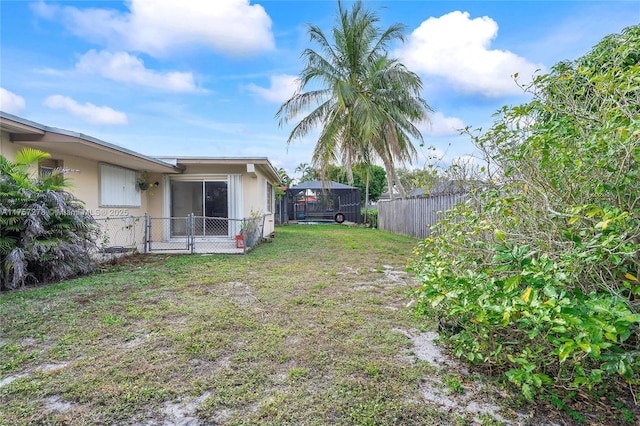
<box><xmin>377</xmin><ymin>193</ymin><xmax>469</xmax><ymax>239</ymax></box>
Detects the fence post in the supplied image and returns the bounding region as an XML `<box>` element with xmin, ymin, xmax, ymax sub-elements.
<box><xmin>242</xmin><ymin>218</ymin><xmax>247</xmax><ymax>255</ymax></box>
<box><xmin>144</xmin><ymin>213</ymin><xmax>150</xmax><ymax>253</ymax></box>
<box><xmin>189</xmin><ymin>213</ymin><xmax>195</xmax><ymax>254</ymax></box>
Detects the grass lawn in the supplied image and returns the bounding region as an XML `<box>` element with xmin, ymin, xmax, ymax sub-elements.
<box><xmin>1</xmin><ymin>224</ymin><xmax>471</xmax><ymax>425</ymax></box>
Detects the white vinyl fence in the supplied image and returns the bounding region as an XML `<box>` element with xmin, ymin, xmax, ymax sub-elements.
<box><xmin>378</xmin><ymin>193</ymin><xmax>469</xmax><ymax>239</ymax></box>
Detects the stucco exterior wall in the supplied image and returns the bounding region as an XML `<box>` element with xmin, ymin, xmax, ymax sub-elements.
<box><xmin>71</xmin><ymin>158</ymin><xmax>150</xmax><ymax>217</ymax></box>
<box><xmin>145</xmin><ymin>172</ymin><xmax>164</xmax><ymax>218</ymax></box>
<box><xmin>243</xmin><ymin>174</ymin><xmax>275</xmax><ymax>237</ymax></box>
<box><xmin>1</xmin><ymin>133</ymin><xmax>150</xmax><ymax>217</ymax></box>
<box><xmin>0</xmin><ymin>130</ymin><xmax>20</xmax><ymax>160</ymax></box>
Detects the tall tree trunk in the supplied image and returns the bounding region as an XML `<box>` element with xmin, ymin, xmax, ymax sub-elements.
<box><xmin>381</xmin><ymin>156</ymin><xmax>406</xmax><ymax>199</ymax></box>
<box><xmin>383</xmin><ymin>165</ymin><xmax>394</xmax><ymax>199</ymax></box>
<box><xmin>346</xmin><ymin>163</ymin><xmax>354</xmax><ymax>186</ymax></box>
<box><xmin>393</xmin><ymin>167</ymin><xmax>407</xmax><ymax>198</ymax></box>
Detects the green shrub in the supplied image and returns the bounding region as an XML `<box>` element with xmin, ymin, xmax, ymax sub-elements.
<box><xmin>363</xmin><ymin>209</ymin><xmax>378</xmax><ymax>228</ymax></box>
<box><xmin>410</xmin><ymin>25</ymin><xmax>640</xmax><ymax>401</ymax></box>
<box><xmin>1</xmin><ymin>148</ymin><xmax>98</xmax><ymax>290</ymax></box>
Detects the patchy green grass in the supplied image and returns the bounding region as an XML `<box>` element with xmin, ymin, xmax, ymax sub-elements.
<box><xmin>0</xmin><ymin>225</ymin><xmax>459</xmax><ymax>425</ymax></box>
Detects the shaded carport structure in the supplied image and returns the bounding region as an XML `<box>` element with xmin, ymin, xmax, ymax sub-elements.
<box><xmin>286</xmin><ymin>180</ymin><xmax>361</xmax><ymax>223</ymax></box>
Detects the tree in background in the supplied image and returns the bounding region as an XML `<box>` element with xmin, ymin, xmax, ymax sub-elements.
<box><xmin>0</xmin><ymin>148</ymin><xmax>98</xmax><ymax>290</ymax></box>
<box><xmin>411</xmin><ymin>25</ymin><xmax>640</xmax><ymax>406</ymax></box>
<box><xmin>398</xmin><ymin>157</ymin><xmax>489</xmax><ymax>197</ymax></box>
<box><xmin>325</xmin><ymin>163</ymin><xmax>386</xmax><ymax>203</ymax></box>
<box><xmin>294</xmin><ymin>163</ymin><xmax>319</xmax><ymax>183</ymax></box>
<box><xmin>277</xmin><ymin>167</ymin><xmax>293</xmax><ymax>187</ymax></box>
<box><xmin>397</xmin><ymin>167</ymin><xmax>440</xmax><ymax>195</ymax></box>
<box><xmin>276</xmin><ymin>0</ymin><xmax>431</xmax><ymax>199</ymax></box>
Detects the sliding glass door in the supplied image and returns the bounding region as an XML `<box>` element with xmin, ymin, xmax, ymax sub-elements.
<box><xmin>203</xmin><ymin>181</ymin><xmax>228</xmax><ymax>236</ymax></box>
<box><xmin>170</xmin><ymin>180</ymin><xmax>228</xmax><ymax>236</ymax></box>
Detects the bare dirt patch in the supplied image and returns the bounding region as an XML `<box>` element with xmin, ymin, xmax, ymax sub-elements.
<box><xmin>161</xmin><ymin>392</ymin><xmax>211</xmax><ymax>426</ymax></box>
<box><xmin>44</xmin><ymin>395</ymin><xmax>73</xmax><ymax>413</ymax></box>
<box><xmin>399</xmin><ymin>328</ymin><xmax>562</xmax><ymax>425</ymax></box>
<box><xmin>38</xmin><ymin>363</ymin><xmax>69</xmax><ymax>373</ymax></box>
<box><xmin>0</xmin><ymin>373</ymin><xmax>29</xmax><ymax>389</ymax></box>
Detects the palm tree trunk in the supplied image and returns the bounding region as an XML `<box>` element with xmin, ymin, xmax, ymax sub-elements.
<box><xmin>346</xmin><ymin>163</ymin><xmax>354</xmax><ymax>186</ymax></box>
<box><xmin>381</xmin><ymin>156</ymin><xmax>406</xmax><ymax>199</ymax></box>
<box><xmin>392</xmin><ymin>168</ymin><xmax>407</xmax><ymax>198</ymax></box>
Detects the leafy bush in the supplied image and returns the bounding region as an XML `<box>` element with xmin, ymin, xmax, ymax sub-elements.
<box><xmin>0</xmin><ymin>148</ymin><xmax>98</xmax><ymax>290</ymax></box>
<box><xmin>410</xmin><ymin>25</ymin><xmax>640</xmax><ymax>401</ymax></box>
<box><xmin>363</xmin><ymin>209</ymin><xmax>378</xmax><ymax>228</ymax></box>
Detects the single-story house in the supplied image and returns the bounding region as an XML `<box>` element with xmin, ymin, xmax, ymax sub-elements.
<box><xmin>0</xmin><ymin>111</ymin><xmax>280</xmax><ymax>253</ymax></box>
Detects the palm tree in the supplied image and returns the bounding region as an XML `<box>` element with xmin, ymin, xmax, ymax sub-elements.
<box><xmin>277</xmin><ymin>167</ymin><xmax>293</xmax><ymax>187</ymax></box>
<box><xmin>361</xmin><ymin>54</ymin><xmax>430</xmax><ymax>197</ymax></box>
<box><xmin>294</xmin><ymin>162</ymin><xmax>318</xmax><ymax>183</ymax></box>
<box><xmin>276</xmin><ymin>0</ymin><xmax>431</xmax><ymax>199</ymax></box>
<box><xmin>1</xmin><ymin>148</ymin><xmax>97</xmax><ymax>290</ymax></box>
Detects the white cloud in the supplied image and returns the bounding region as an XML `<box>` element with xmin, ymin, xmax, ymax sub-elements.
<box><xmin>32</xmin><ymin>0</ymin><xmax>275</xmax><ymax>57</ymax></box>
<box><xmin>397</xmin><ymin>11</ymin><xmax>543</xmax><ymax>97</ymax></box>
<box><xmin>0</xmin><ymin>88</ymin><xmax>26</xmax><ymax>114</ymax></box>
<box><xmin>245</xmin><ymin>74</ymin><xmax>300</xmax><ymax>103</ymax></box>
<box><xmin>76</xmin><ymin>50</ymin><xmax>197</xmax><ymax>92</ymax></box>
<box><xmin>43</xmin><ymin>95</ymin><xmax>128</xmax><ymax>125</ymax></box>
<box><xmin>29</xmin><ymin>1</ymin><xmax>57</xmax><ymax>19</ymax></box>
<box><xmin>420</xmin><ymin>112</ymin><xmax>466</xmax><ymax>137</ymax></box>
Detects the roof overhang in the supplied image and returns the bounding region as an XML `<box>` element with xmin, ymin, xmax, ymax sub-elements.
<box><xmin>1</xmin><ymin>112</ymin><xmax>180</xmax><ymax>174</ymax></box>
<box><xmin>0</xmin><ymin>117</ymin><xmax>45</xmax><ymax>135</ymax></box>
<box><xmin>12</xmin><ymin>133</ymin><xmax>180</xmax><ymax>173</ymax></box>
<box><xmin>158</xmin><ymin>156</ymin><xmax>281</xmax><ymax>183</ymax></box>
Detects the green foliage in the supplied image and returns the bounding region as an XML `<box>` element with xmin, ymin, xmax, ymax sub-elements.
<box><xmin>326</xmin><ymin>163</ymin><xmax>386</xmax><ymax>203</ymax></box>
<box><xmin>277</xmin><ymin>167</ymin><xmax>293</xmax><ymax>188</ymax></box>
<box><xmin>443</xmin><ymin>374</ymin><xmax>464</xmax><ymax>395</ymax></box>
<box><xmin>275</xmin><ymin>185</ymin><xmax>286</xmax><ymax>201</ymax></box>
<box><xmin>397</xmin><ymin>155</ymin><xmax>488</xmax><ymax>197</ymax></box>
<box><xmin>295</xmin><ymin>163</ymin><xmax>319</xmax><ymax>183</ymax></box>
<box><xmin>362</xmin><ymin>209</ymin><xmax>378</xmax><ymax>228</ymax></box>
<box><xmin>0</xmin><ymin>149</ymin><xmax>98</xmax><ymax>290</ymax></box>
<box><xmin>410</xmin><ymin>25</ymin><xmax>640</xmax><ymax>402</ymax></box>
<box><xmin>397</xmin><ymin>167</ymin><xmax>440</xmax><ymax>195</ymax></box>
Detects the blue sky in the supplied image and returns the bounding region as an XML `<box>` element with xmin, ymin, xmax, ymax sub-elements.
<box><xmin>1</xmin><ymin>0</ymin><xmax>638</xmax><ymax>179</ymax></box>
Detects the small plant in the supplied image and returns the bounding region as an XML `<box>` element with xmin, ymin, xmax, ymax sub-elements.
<box><xmin>363</xmin><ymin>209</ymin><xmax>378</xmax><ymax>228</ymax></box>
<box><xmin>240</xmin><ymin>210</ymin><xmax>263</xmax><ymax>248</ymax></box>
<box><xmin>443</xmin><ymin>374</ymin><xmax>464</xmax><ymax>395</ymax></box>
<box><xmin>102</xmin><ymin>314</ymin><xmax>123</xmax><ymax>326</ymax></box>
<box><xmin>288</xmin><ymin>368</ymin><xmax>309</xmax><ymax>380</ymax></box>
<box><xmin>136</xmin><ymin>171</ymin><xmax>159</xmax><ymax>193</ymax></box>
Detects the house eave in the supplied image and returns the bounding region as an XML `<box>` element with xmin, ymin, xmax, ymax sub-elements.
<box><xmin>1</xmin><ymin>111</ymin><xmax>180</xmax><ymax>174</ymax></box>
<box><xmin>156</xmin><ymin>156</ymin><xmax>280</xmax><ymax>182</ymax></box>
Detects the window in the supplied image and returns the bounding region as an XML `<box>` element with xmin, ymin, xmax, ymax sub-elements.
<box><xmin>265</xmin><ymin>181</ymin><xmax>274</xmax><ymax>214</ymax></box>
<box><xmin>99</xmin><ymin>163</ymin><xmax>141</xmax><ymax>207</ymax></box>
<box><xmin>39</xmin><ymin>159</ymin><xmax>62</xmax><ymax>178</ymax></box>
